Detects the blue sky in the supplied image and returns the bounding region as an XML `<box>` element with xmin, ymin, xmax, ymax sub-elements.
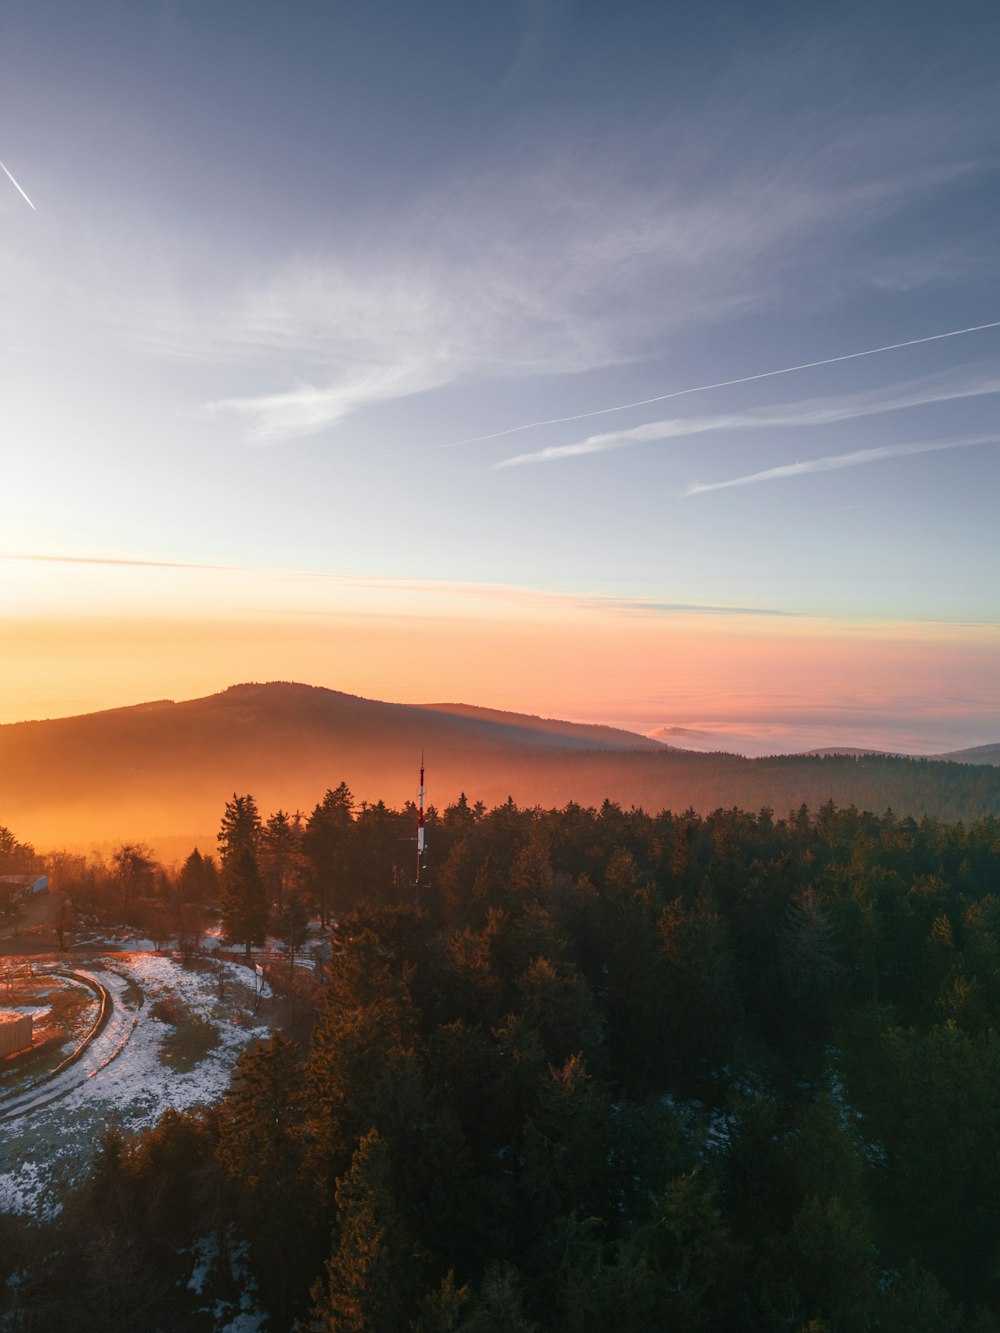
<box><xmin>1</xmin><ymin>1</ymin><xmax>998</xmax><ymax>746</ymax></box>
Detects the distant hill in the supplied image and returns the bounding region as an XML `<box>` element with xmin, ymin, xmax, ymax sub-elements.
<box><xmin>803</xmin><ymin>744</ymin><xmax>1000</xmax><ymax>765</ymax></box>
<box><xmin>934</xmin><ymin>743</ymin><xmax>1000</xmax><ymax>766</ymax></box>
<box><xmin>1</xmin><ymin>682</ymin><xmax>998</xmax><ymax>849</ymax></box>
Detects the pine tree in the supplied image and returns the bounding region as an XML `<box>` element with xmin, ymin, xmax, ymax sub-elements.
<box><xmin>177</xmin><ymin>847</ymin><xmax>219</xmax><ymax>905</ymax></box>
<box><xmin>280</xmin><ymin>889</ymin><xmax>311</xmax><ymax>971</ymax></box>
<box><xmin>462</xmin><ymin>1264</ymin><xmax>537</xmax><ymax>1332</ymax></box>
<box><xmin>308</xmin><ymin>1130</ymin><xmax>413</xmax><ymax>1333</ymax></box>
<box><xmin>303</xmin><ymin>784</ymin><xmax>355</xmax><ymax>924</ymax></box>
<box><xmin>262</xmin><ymin>809</ymin><xmax>301</xmax><ymax>914</ymax></box>
<box><xmin>221</xmin><ymin>845</ymin><xmax>268</xmax><ymax>956</ymax></box>
<box><xmin>218</xmin><ymin>793</ymin><xmax>263</xmax><ymax>868</ymax></box>
<box><xmin>218</xmin><ymin>1032</ymin><xmax>303</xmax><ymax>1195</ymax></box>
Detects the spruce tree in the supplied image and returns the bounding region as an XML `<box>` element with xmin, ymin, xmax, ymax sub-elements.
<box><xmin>308</xmin><ymin>1130</ymin><xmax>413</xmax><ymax>1333</ymax></box>
<box><xmin>218</xmin><ymin>793</ymin><xmax>263</xmax><ymax>868</ymax></box>
<box><xmin>221</xmin><ymin>845</ymin><xmax>268</xmax><ymax>956</ymax></box>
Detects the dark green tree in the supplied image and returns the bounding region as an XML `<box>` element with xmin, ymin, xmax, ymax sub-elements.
<box><xmin>221</xmin><ymin>845</ymin><xmax>268</xmax><ymax>956</ymax></box>
<box><xmin>304</xmin><ymin>783</ymin><xmax>355</xmax><ymax>923</ymax></box>
<box><xmin>307</xmin><ymin>1129</ymin><xmax>414</xmax><ymax>1333</ymax></box>
<box><xmin>177</xmin><ymin>846</ymin><xmax>220</xmax><ymax>905</ymax></box>
<box><xmin>280</xmin><ymin>888</ymin><xmax>312</xmax><ymax>971</ymax></box>
<box><xmin>262</xmin><ymin>808</ymin><xmax>301</xmax><ymax>913</ymax></box>
<box><xmin>217</xmin><ymin>1033</ymin><xmax>308</xmax><ymax>1320</ymax></box>
<box><xmin>218</xmin><ymin>793</ymin><xmax>263</xmax><ymax>868</ymax></box>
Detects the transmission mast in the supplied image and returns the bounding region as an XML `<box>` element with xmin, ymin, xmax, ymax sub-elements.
<box><xmin>416</xmin><ymin>751</ymin><xmax>426</xmax><ymax>886</ymax></box>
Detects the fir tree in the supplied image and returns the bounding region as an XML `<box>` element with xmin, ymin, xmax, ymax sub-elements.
<box><xmin>221</xmin><ymin>844</ymin><xmax>268</xmax><ymax>956</ymax></box>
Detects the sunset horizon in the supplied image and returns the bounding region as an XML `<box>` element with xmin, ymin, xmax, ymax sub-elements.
<box><xmin>3</xmin><ymin>582</ymin><xmax>996</xmax><ymax>757</ymax></box>
<box><xmin>3</xmin><ymin>4</ymin><xmax>1000</xmax><ymax>1326</ymax></box>
<box><xmin>3</xmin><ymin>2</ymin><xmax>998</xmax><ymax>767</ymax></box>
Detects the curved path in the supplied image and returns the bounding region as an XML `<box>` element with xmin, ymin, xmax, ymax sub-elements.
<box><xmin>0</xmin><ymin>967</ymin><xmax>141</xmax><ymax>1123</ymax></box>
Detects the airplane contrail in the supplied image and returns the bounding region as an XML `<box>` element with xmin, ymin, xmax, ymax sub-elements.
<box><xmin>398</xmin><ymin>318</ymin><xmax>1000</xmax><ymax>456</ymax></box>
<box><xmin>0</xmin><ymin>159</ymin><xmax>36</xmax><ymax>210</ymax></box>
<box><xmin>494</xmin><ymin>367</ymin><xmax>1000</xmax><ymax>468</ymax></box>
<box><xmin>682</xmin><ymin>432</ymin><xmax>1000</xmax><ymax>496</ymax></box>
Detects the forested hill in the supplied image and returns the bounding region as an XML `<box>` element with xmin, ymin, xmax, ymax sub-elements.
<box><xmin>0</xmin><ymin>680</ymin><xmax>997</xmax><ymax>845</ymax></box>
<box><xmin>935</xmin><ymin>741</ymin><xmax>1000</xmax><ymax>765</ymax></box>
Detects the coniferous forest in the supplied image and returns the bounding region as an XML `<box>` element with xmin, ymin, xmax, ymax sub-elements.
<box><xmin>4</xmin><ymin>790</ymin><xmax>1000</xmax><ymax>1331</ymax></box>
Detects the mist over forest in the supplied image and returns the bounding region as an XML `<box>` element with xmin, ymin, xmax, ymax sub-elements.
<box><xmin>2</xmin><ymin>682</ymin><xmax>998</xmax><ymax>852</ymax></box>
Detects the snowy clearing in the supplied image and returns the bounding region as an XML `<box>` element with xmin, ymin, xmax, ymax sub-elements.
<box><xmin>0</xmin><ymin>952</ymin><xmax>271</xmax><ymax>1220</ymax></box>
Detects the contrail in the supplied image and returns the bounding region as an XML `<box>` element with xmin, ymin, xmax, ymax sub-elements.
<box><xmin>495</xmin><ymin>368</ymin><xmax>1000</xmax><ymax>468</ymax></box>
<box><xmin>0</xmin><ymin>159</ymin><xmax>36</xmax><ymax>210</ymax></box>
<box><xmin>399</xmin><ymin>319</ymin><xmax>1000</xmax><ymax>456</ymax></box>
<box><xmin>682</xmin><ymin>432</ymin><xmax>1000</xmax><ymax>496</ymax></box>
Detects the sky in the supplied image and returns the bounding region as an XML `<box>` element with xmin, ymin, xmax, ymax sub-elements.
<box><xmin>2</xmin><ymin>0</ymin><xmax>998</xmax><ymax>754</ymax></box>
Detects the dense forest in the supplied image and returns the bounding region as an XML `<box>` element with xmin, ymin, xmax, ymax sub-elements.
<box><xmin>4</xmin><ymin>788</ymin><xmax>1000</xmax><ymax>1330</ymax></box>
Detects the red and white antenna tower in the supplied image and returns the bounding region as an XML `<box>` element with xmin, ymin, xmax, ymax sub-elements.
<box><xmin>416</xmin><ymin>750</ymin><xmax>426</xmax><ymax>886</ymax></box>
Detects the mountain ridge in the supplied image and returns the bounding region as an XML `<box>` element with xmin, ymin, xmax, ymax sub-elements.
<box><xmin>1</xmin><ymin>681</ymin><xmax>997</xmax><ymax>848</ymax></box>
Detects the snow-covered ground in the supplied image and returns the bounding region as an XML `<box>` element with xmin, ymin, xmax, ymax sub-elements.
<box><xmin>0</xmin><ymin>952</ymin><xmax>272</xmax><ymax>1220</ymax></box>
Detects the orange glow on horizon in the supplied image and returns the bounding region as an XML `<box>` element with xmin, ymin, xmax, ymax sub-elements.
<box><xmin>2</xmin><ymin>606</ymin><xmax>996</xmax><ymax>757</ymax></box>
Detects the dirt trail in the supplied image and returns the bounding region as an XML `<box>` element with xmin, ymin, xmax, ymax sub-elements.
<box><xmin>0</xmin><ymin>967</ymin><xmax>142</xmax><ymax>1123</ymax></box>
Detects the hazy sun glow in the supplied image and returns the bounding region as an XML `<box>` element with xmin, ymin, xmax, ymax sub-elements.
<box><xmin>3</xmin><ymin>553</ymin><xmax>995</xmax><ymax>755</ymax></box>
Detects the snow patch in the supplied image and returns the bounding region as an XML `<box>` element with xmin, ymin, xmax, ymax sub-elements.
<box><xmin>0</xmin><ymin>1161</ymin><xmax>56</xmax><ymax>1218</ymax></box>
<box><xmin>187</xmin><ymin>1233</ymin><xmax>220</xmax><ymax>1295</ymax></box>
<box><xmin>0</xmin><ymin>953</ymin><xmax>272</xmax><ymax>1220</ymax></box>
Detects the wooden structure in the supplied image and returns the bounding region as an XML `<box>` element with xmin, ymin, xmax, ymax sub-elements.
<box><xmin>0</xmin><ymin>1009</ymin><xmax>32</xmax><ymax>1057</ymax></box>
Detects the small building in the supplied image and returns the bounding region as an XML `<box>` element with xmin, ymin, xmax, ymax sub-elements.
<box><xmin>0</xmin><ymin>1010</ymin><xmax>32</xmax><ymax>1058</ymax></box>
<box><xmin>0</xmin><ymin>875</ymin><xmax>48</xmax><ymax>898</ymax></box>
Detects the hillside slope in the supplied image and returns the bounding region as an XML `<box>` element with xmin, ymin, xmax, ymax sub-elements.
<box><xmin>934</xmin><ymin>743</ymin><xmax>1000</xmax><ymax>766</ymax></box>
<box><xmin>1</xmin><ymin>682</ymin><xmax>998</xmax><ymax>847</ymax></box>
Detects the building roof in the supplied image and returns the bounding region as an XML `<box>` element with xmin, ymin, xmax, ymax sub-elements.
<box><xmin>0</xmin><ymin>1010</ymin><xmax>31</xmax><ymax>1026</ymax></box>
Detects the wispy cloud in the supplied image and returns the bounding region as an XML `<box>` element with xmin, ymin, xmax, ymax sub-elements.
<box><xmin>2</xmin><ymin>551</ymin><xmax>613</xmax><ymax>614</ymax></box>
<box><xmin>3</xmin><ymin>90</ymin><xmax>989</xmax><ymax>446</ymax></box>
<box><xmin>591</xmin><ymin>597</ymin><xmax>802</xmax><ymax>617</ymax></box>
<box><xmin>682</xmin><ymin>433</ymin><xmax>1000</xmax><ymax>496</ymax></box>
<box><xmin>2</xmin><ymin>552</ymin><xmax>792</xmax><ymax>618</ymax></box>
<box><xmin>189</xmin><ymin>142</ymin><xmax>984</xmax><ymax>442</ymax></box>
<box><xmin>5</xmin><ymin>553</ymin><xmax>239</xmax><ymax>572</ymax></box>
<box><xmin>204</xmin><ymin>361</ymin><xmax>448</xmax><ymax>443</ymax></box>
<box><xmin>495</xmin><ymin>364</ymin><xmax>1000</xmax><ymax>467</ymax></box>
